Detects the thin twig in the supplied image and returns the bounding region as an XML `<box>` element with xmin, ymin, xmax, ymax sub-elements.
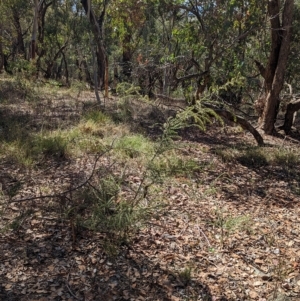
<box><xmin>65</xmin><ymin>282</ymin><xmax>80</xmax><ymax>300</ymax></box>
<box><xmin>9</xmin><ymin>147</ymin><xmax>113</xmax><ymax>204</ymax></box>
<box><xmin>66</xmin><ymin>272</ymin><xmax>81</xmax><ymax>300</ymax></box>
<box><xmin>196</xmin><ymin>223</ymin><xmax>212</xmax><ymax>248</ymax></box>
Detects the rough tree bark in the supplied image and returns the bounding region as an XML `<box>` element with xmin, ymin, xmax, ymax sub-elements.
<box><xmin>255</xmin><ymin>0</ymin><xmax>294</xmax><ymax>134</ymax></box>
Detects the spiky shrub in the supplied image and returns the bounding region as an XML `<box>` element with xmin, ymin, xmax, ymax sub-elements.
<box><xmin>83</xmin><ymin>110</ymin><xmax>111</xmax><ymax>124</ymax></box>
<box><xmin>70</xmin><ymin>101</ymin><xmax>217</xmax><ymax>253</ymax></box>
<box><xmin>32</xmin><ymin>135</ymin><xmax>69</xmax><ymax>160</ymax></box>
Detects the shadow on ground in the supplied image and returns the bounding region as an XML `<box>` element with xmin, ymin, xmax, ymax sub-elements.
<box><xmin>0</xmin><ymin>222</ymin><xmax>220</xmax><ymax>301</ymax></box>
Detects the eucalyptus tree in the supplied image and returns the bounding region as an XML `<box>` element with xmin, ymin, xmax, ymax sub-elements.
<box><xmin>108</xmin><ymin>0</ymin><xmax>147</xmax><ymax>78</ymax></box>
<box><xmin>107</xmin><ymin>0</ymin><xmax>163</xmax><ymax>92</ymax></box>
<box><xmin>0</xmin><ymin>0</ymin><xmax>32</xmax><ymax>72</ymax></box>
<box><xmin>0</xmin><ymin>0</ymin><xmax>5</xmax><ymax>72</ymax></box>
<box><xmin>38</xmin><ymin>1</ymin><xmax>73</xmax><ymax>81</ymax></box>
<box><xmin>255</xmin><ymin>0</ymin><xmax>294</xmax><ymax>134</ymax></box>
<box><xmin>80</xmin><ymin>0</ymin><xmax>109</xmax><ymax>94</ymax></box>
<box><xmin>171</xmin><ymin>0</ymin><xmax>266</xmax><ymax>103</ymax></box>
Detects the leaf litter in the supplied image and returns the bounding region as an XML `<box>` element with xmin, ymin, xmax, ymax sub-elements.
<box><xmin>0</xmin><ymin>92</ymin><xmax>300</xmax><ymax>300</ymax></box>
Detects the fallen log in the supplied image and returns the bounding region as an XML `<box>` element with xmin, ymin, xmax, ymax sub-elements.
<box><xmin>202</xmin><ymin>102</ymin><xmax>264</xmax><ymax>146</ymax></box>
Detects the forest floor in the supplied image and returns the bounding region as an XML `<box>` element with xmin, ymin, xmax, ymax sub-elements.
<box><xmin>0</xmin><ymin>81</ymin><xmax>300</xmax><ymax>301</ymax></box>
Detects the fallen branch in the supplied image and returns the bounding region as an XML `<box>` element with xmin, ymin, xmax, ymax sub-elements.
<box><xmin>203</xmin><ymin>102</ymin><xmax>264</xmax><ymax>146</ymax></box>
<box><xmin>154</xmin><ymin>94</ymin><xmax>264</xmax><ymax>146</ymax></box>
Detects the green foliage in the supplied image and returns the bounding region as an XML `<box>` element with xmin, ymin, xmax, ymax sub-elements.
<box><xmin>110</xmin><ymin>83</ymin><xmax>146</xmax><ymax>122</ymax></box>
<box><xmin>215</xmin><ymin>145</ymin><xmax>300</xmax><ymax>167</ymax></box>
<box><xmin>10</xmin><ymin>59</ymin><xmax>37</xmax><ymax>77</ymax></box>
<box><xmin>213</xmin><ymin>147</ymin><xmax>239</xmax><ymax>163</ymax></box>
<box><xmin>149</xmin><ymin>154</ymin><xmax>200</xmax><ymax>178</ymax></box>
<box><xmin>83</xmin><ymin>110</ymin><xmax>111</xmax><ymax>124</ymax></box>
<box><xmin>272</xmin><ymin>148</ymin><xmax>299</xmax><ymax>167</ymax></box>
<box><xmin>77</xmin><ymin>174</ymin><xmax>149</xmax><ymax>243</ymax></box>
<box><xmin>0</xmin><ymin>78</ymin><xmax>37</xmax><ymax>102</ymax></box>
<box><xmin>212</xmin><ymin>207</ymin><xmax>252</xmax><ymax>246</ymax></box>
<box><xmin>178</xmin><ymin>266</ymin><xmax>192</xmax><ymax>286</ymax></box>
<box><xmin>116</xmin><ymin>82</ymin><xmax>138</xmax><ymax>96</ymax></box>
<box><xmin>179</xmin><ymin>102</ymin><xmax>222</xmax><ymax>132</ymax></box>
<box><xmin>2</xmin><ymin>141</ymin><xmax>34</xmax><ymax>167</ymax></box>
<box><xmin>112</xmin><ymin>98</ymin><xmax>133</xmax><ymax>123</ymax></box>
<box><xmin>33</xmin><ymin>134</ymin><xmax>69</xmax><ymax>160</ymax></box>
<box><xmin>114</xmin><ymin>134</ymin><xmax>154</xmax><ymax>158</ymax></box>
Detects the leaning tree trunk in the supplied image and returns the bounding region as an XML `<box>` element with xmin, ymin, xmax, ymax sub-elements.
<box><xmin>255</xmin><ymin>0</ymin><xmax>294</xmax><ymax>135</ymax></box>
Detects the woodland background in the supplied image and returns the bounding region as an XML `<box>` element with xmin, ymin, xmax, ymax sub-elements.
<box><xmin>0</xmin><ymin>1</ymin><xmax>300</xmax><ymax>301</ymax></box>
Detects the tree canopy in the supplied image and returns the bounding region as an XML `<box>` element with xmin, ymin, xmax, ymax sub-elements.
<box><xmin>0</xmin><ymin>0</ymin><xmax>299</xmax><ymax>134</ymax></box>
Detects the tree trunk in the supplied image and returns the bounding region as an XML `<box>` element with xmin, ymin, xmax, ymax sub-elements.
<box><xmin>0</xmin><ymin>22</ymin><xmax>3</xmax><ymax>73</ymax></box>
<box><xmin>81</xmin><ymin>0</ymin><xmax>107</xmax><ymax>90</ymax></box>
<box><xmin>12</xmin><ymin>8</ymin><xmax>26</xmax><ymax>59</ymax></box>
<box><xmin>122</xmin><ymin>33</ymin><xmax>132</xmax><ymax>78</ymax></box>
<box><xmin>31</xmin><ymin>0</ymin><xmax>39</xmax><ymax>60</ymax></box>
<box><xmin>280</xmin><ymin>100</ymin><xmax>300</xmax><ymax>134</ymax></box>
<box><xmin>61</xmin><ymin>51</ymin><xmax>69</xmax><ymax>86</ymax></box>
<box><xmin>256</xmin><ymin>0</ymin><xmax>294</xmax><ymax>134</ymax></box>
<box><xmin>44</xmin><ymin>43</ymin><xmax>67</xmax><ymax>78</ymax></box>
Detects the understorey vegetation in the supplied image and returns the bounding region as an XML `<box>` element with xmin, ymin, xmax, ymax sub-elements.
<box><xmin>1</xmin><ymin>1</ymin><xmax>300</xmax><ymax>300</ymax></box>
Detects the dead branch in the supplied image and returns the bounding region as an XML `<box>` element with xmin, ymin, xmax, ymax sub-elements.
<box><xmin>203</xmin><ymin>102</ymin><xmax>264</xmax><ymax>146</ymax></box>
<box><xmin>175</xmin><ymin>70</ymin><xmax>209</xmax><ymax>82</ymax></box>
<box><xmin>154</xmin><ymin>94</ymin><xmax>264</xmax><ymax>146</ymax></box>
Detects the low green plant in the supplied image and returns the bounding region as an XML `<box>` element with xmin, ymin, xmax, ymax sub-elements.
<box><xmin>69</xmin><ymin>105</ymin><xmax>216</xmax><ymax>255</ymax></box>
<box><xmin>272</xmin><ymin>148</ymin><xmax>299</xmax><ymax>167</ymax></box>
<box><xmin>178</xmin><ymin>266</ymin><xmax>192</xmax><ymax>286</ymax></box>
<box><xmin>176</xmin><ymin>101</ymin><xmax>223</xmax><ymax>132</ymax></box>
<box><xmin>70</xmin><ymin>80</ymin><xmax>88</xmax><ymax>97</ymax></box>
<box><xmin>33</xmin><ymin>134</ymin><xmax>69</xmax><ymax>160</ymax></box>
<box><xmin>213</xmin><ymin>207</ymin><xmax>252</xmax><ymax>247</ymax></box>
<box><xmin>78</xmin><ymin>174</ymin><xmax>149</xmax><ymax>241</ymax></box>
<box><xmin>114</xmin><ymin>134</ymin><xmax>154</xmax><ymax>158</ymax></box>
<box><xmin>79</xmin><ymin>120</ymin><xmax>105</xmax><ymax>137</ymax></box>
<box><xmin>237</xmin><ymin>148</ymin><xmax>268</xmax><ymax>167</ymax></box>
<box><xmin>116</xmin><ymin>82</ymin><xmax>143</xmax><ymax>98</ymax></box>
<box><xmin>213</xmin><ymin>147</ymin><xmax>239</xmax><ymax>163</ymax></box>
<box><xmin>2</xmin><ymin>140</ymin><xmax>34</xmax><ymax>167</ymax></box>
<box><xmin>112</xmin><ymin>98</ymin><xmax>133</xmax><ymax>123</ymax></box>
<box><xmin>149</xmin><ymin>154</ymin><xmax>200</xmax><ymax>177</ymax></box>
<box><xmin>83</xmin><ymin>110</ymin><xmax>111</xmax><ymax>124</ymax></box>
